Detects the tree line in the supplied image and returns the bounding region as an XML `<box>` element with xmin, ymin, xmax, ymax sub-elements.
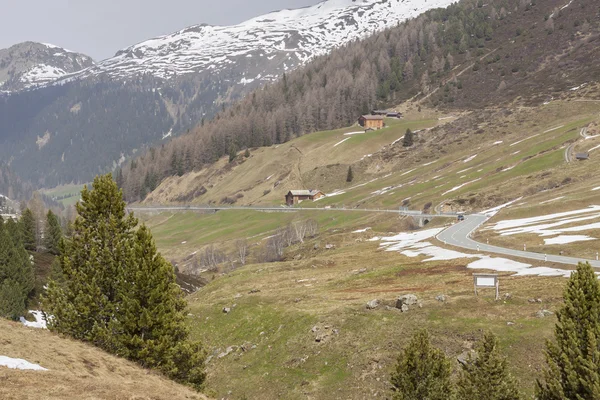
<box><xmin>119</xmin><ymin>0</ymin><xmax>530</xmax><ymax>202</ymax></box>
<box><xmin>390</xmin><ymin>262</ymin><xmax>600</xmax><ymax>400</ymax></box>
<box><xmin>0</xmin><ymin>207</ymin><xmax>63</xmax><ymax>319</ymax></box>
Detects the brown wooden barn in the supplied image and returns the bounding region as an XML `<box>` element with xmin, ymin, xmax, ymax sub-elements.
<box><xmin>285</xmin><ymin>190</ymin><xmax>325</xmax><ymax>206</ymax></box>
<box><xmin>358</xmin><ymin>115</ymin><xmax>385</xmax><ymax>130</ymax></box>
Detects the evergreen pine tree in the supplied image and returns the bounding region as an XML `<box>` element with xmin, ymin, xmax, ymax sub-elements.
<box><xmin>20</xmin><ymin>208</ymin><xmax>37</xmax><ymax>251</ymax></box>
<box><xmin>537</xmin><ymin>262</ymin><xmax>600</xmax><ymax>399</ymax></box>
<box><xmin>390</xmin><ymin>329</ymin><xmax>454</xmax><ymax>400</ymax></box>
<box><xmin>244</xmin><ymin>148</ymin><xmax>250</xmax><ymax>158</ymax></box>
<box><xmin>0</xmin><ymin>280</ymin><xmax>26</xmax><ymax>320</ymax></box>
<box><xmin>45</xmin><ymin>210</ymin><xmax>63</xmax><ymax>255</ymax></box>
<box><xmin>44</xmin><ymin>175</ymin><xmax>138</xmax><ymax>346</ymax></box>
<box><xmin>0</xmin><ymin>216</ymin><xmax>34</xmax><ymax>319</ymax></box>
<box><xmin>346</xmin><ymin>166</ymin><xmax>354</xmax><ymax>183</ymax></box>
<box><xmin>43</xmin><ymin>174</ymin><xmax>205</xmax><ymax>388</ymax></box>
<box><xmin>403</xmin><ymin>128</ymin><xmax>414</xmax><ymax>147</ymax></box>
<box><xmin>456</xmin><ymin>331</ymin><xmax>521</xmax><ymax>400</ymax></box>
<box><xmin>117</xmin><ymin>225</ymin><xmax>206</xmax><ymax>387</ymax></box>
<box><xmin>115</xmin><ymin>168</ymin><xmax>124</xmax><ymax>189</ymax></box>
<box><xmin>229</xmin><ymin>146</ymin><xmax>238</xmax><ymax>163</ymax></box>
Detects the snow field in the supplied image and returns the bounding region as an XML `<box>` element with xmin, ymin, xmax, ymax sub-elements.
<box><xmin>373</xmin><ymin>229</ymin><xmax>574</xmax><ymax>277</ymax></box>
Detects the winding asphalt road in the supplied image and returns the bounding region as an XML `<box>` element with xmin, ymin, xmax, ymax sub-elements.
<box><xmin>437</xmin><ymin>215</ymin><xmax>600</xmax><ymax>267</ymax></box>
<box><xmin>130</xmin><ymin>205</ymin><xmax>600</xmax><ymax>267</ymax></box>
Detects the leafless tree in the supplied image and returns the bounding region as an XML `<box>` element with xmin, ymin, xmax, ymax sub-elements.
<box><xmin>305</xmin><ymin>219</ymin><xmax>319</xmax><ymax>238</ymax></box>
<box><xmin>201</xmin><ymin>244</ymin><xmax>227</xmax><ymax>272</ymax></box>
<box><xmin>293</xmin><ymin>221</ymin><xmax>308</xmax><ymax>243</ymax></box>
<box><xmin>266</xmin><ymin>232</ymin><xmax>285</xmax><ymax>261</ymax></box>
<box><xmin>282</xmin><ymin>225</ymin><xmax>295</xmax><ymax>247</ymax></box>
<box><xmin>236</xmin><ymin>239</ymin><xmax>249</xmax><ymax>266</ymax></box>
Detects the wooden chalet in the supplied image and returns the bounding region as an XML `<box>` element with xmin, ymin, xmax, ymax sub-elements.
<box><xmin>358</xmin><ymin>115</ymin><xmax>385</xmax><ymax>130</ymax></box>
<box><xmin>285</xmin><ymin>190</ymin><xmax>325</xmax><ymax>206</ymax></box>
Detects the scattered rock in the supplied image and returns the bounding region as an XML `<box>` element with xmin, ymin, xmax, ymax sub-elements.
<box><xmin>435</xmin><ymin>295</ymin><xmax>447</xmax><ymax>303</ymax></box>
<box><xmin>325</xmin><ymin>244</ymin><xmax>335</xmax><ymax>250</ymax></box>
<box><xmin>234</xmin><ymin>293</ymin><xmax>242</xmax><ymax>299</ymax></box>
<box><xmin>396</xmin><ymin>294</ymin><xmax>418</xmax><ymax>312</ymax></box>
<box><xmin>222</xmin><ymin>307</ymin><xmax>231</xmax><ymax>314</ymax></box>
<box><xmin>312</xmin><ymin>324</ymin><xmax>338</xmax><ymax>343</ymax></box>
<box><xmin>366</xmin><ymin>299</ymin><xmax>380</xmax><ymax>310</ymax></box>
<box><xmin>536</xmin><ymin>309</ymin><xmax>554</xmax><ymax>318</ymax></box>
<box><xmin>353</xmin><ymin>268</ymin><xmax>368</xmax><ymax>275</ymax></box>
<box><xmin>217</xmin><ymin>345</ymin><xmax>238</xmax><ymax>358</ymax></box>
<box><xmin>528</xmin><ymin>298</ymin><xmax>543</xmax><ymax>304</ymax></box>
<box><xmin>503</xmin><ymin>293</ymin><xmax>512</xmax><ymax>300</ymax></box>
<box><xmin>507</xmin><ymin>321</ymin><xmax>515</xmax><ymax>326</ymax></box>
<box><xmin>313</xmin><ymin>243</ymin><xmax>320</xmax><ymax>250</ymax></box>
<box><xmin>294</xmin><ymin>298</ymin><xmax>301</xmax><ymax>303</ymax></box>
<box><xmin>249</xmin><ymin>289</ymin><xmax>261</xmax><ymax>294</ymax></box>
<box><xmin>457</xmin><ymin>350</ymin><xmax>477</xmax><ymax>366</ymax></box>
<box><xmin>232</xmin><ymin>303</ymin><xmax>237</xmax><ymax>308</ymax></box>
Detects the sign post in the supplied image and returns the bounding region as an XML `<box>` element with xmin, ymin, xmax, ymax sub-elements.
<box><xmin>473</xmin><ymin>273</ymin><xmax>499</xmax><ymax>300</ymax></box>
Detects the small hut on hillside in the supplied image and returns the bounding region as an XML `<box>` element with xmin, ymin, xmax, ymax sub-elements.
<box><xmin>358</xmin><ymin>115</ymin><xmax>384</xmax><ymax>130</ymax></box>
<box><xmin>285</xmin><ymin>190</ymin><xmax>325</xmax><ymax>206</ymax></box>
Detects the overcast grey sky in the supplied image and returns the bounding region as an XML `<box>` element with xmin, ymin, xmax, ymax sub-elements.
<box><xmin>1</xmin><ymin>0</ymin><xmax>320</xmax><ymax>60</ymax></box>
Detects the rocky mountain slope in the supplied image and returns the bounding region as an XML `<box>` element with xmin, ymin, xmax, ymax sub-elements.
<box><xmin>0</xmin><ymin>42</ymin><xmax>93</xmax><ymax>92</ymax></box>
<box><xmin>76</xmin><ymin>0</ymin><xmax>455</xmax><ymax>84</ymax></box>
<box><xmin>0</xmin><ymin>0</ymin><xmax>453</xmax><ymax>188</ymax></box>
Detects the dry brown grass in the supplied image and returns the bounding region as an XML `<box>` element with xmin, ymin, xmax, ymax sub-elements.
<box><xmin>186</xmin><ymin>225</ymin><xmax>568</xmax><ymax>399</ymax></box>
<box><xmin>0</xmin><ymin>320</ymin><xmax>208</xmax><ymax>400</ymax></box>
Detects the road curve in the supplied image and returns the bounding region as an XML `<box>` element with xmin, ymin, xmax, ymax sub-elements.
<box><xmin>437</xmin><ymin>215</ymin><xmax>600</xmax><ymax>267</ymax></box>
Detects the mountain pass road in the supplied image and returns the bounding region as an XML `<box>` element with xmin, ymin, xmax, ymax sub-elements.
<box><xmin>437</xmin><ymin>214</ymin><xmax>600</xmax><ymax>267</ymax></box>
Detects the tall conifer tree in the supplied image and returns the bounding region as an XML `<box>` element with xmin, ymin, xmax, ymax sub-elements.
<box><xmin>537</xmin><ymin>262</ymin><xmax>600</xmax><ymax>399</ymax></box>
<box><xmin>346</xmin><ymin>166</ymin><xmax>354</xmax><ymax>182</ymax></box>
<box><xmin>457</xmin><ymin>331</ymin><xmax>521</xmax><ymax>400</ymax></box>
<box><xmin>403</xmin><ymin>128</ymin><xmax>414</xmax><ymax>147</ymax></box>
<box><xmin>44</xmin><ymin>174</ymin><xmax>205</xmax><ymax>388</ymax></box>
<box><xmin>45</xmin><ymin>210</ymin><xmax>63</xmax><ymax>255</ymax></box>
<box><xmin>20</xmin><ymin>208</ymin><xmax>36</xmax><ymax>251</ymax></box>
<box><xmin>0</xmin><ymin>216</ymin><xmax>34</xmax><ymax>319</ymax></box>
<box><xmin>390</xmin><ymin>329</ymin><xmax>454</xmax><ymax>400</ymax></box>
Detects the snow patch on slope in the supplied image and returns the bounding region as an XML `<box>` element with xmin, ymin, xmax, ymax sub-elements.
<box><xmin>0</xmin><ymin>356</ymin><xmax>47</xmax><ymax>371</ymax></box>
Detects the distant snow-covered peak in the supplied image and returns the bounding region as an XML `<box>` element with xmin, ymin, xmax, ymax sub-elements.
<box><xmin>0</xmin><ymin>41</ymin><xmax>94</xmax><ymax>92</ymax></box>
<box><xmin>76</xmin><ymin>0</ymin><xmax>456</xmax><ymax>82</ymax></box>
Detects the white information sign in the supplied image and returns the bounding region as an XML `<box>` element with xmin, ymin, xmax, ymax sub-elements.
<box><xmin>475</xmin><ymin>277</ymin><xmax>496</xmax><ymax>287</ymax></box>
<box><xmin>473</xmin><ymin>274</ymin><xmax>499</xmax><ymax>300</ymax></box>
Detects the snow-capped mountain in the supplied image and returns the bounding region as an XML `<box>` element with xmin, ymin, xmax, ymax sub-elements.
<box><xmin>0</xmin><ymin>42</ymin><xmax>94</xmax><ymax>92</ymax></box>
<box><xmin>75</xmin><ymin>0</ymin><xmax>455</xmax><ymax>84</ymax></box>
<box><xmin>0</xmin><ymin>0</ymin><xmax>455</xmax><ymax>187</ymax></box>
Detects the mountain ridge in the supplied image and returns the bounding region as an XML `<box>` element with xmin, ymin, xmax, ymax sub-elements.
<box><xmin>0</xmin><ymin>0</ymin><xmax>455</xmax><ymax>188</ymax></box>
<box><xmin>0</xmin><ymin>41</ymin><xmax>94</xmax><ymax>92</ymax></box>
